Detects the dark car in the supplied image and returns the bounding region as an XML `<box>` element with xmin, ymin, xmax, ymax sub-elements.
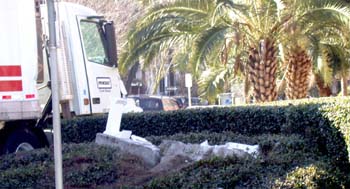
<box><xmin>173</xmin><ymin>96</ymin><xmax>186</xmax><ymax>109</ymax></box>
<box><xmin>173</xmin><ymin>96</ymin><xmax>208</xmax><ymax>108</ymax></box>
<box><xmin>128</xmin><ymin>95</ymin><xmax>179</xmax><ymax>112</ymax></box>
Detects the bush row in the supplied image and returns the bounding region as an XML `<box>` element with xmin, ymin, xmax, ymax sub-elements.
<box><xmin>2</xmin><ymin>132</ymin><xmax>349</xmax><ymax>188</ymax></box>
<box><xmin>147</xmin><ymin>156</ymin><xmax>348</xmax><ymax>189</ymax></box>
<box><xmin>61</xmin><ymin>97</ymin><xmax>350</xmax><ymax>170</ymax></box>
<box><xmin>0</xmin><ymin>143</ymin><xmax>120</xmax><ymax>188</ymax></box>
<box><xmin>62</xmin><ymin>106</ymin><xmax>285</xmax><ymax>142</ymax></box>
<box><xmin>145</xmin><ymin>132</ymin><xmax>349</xmax><ymax>188</ymax></box>
<box><xmin>147</xmin><ymin>132</ymin><xmax>349</xmax><ymax>188</ymax></box>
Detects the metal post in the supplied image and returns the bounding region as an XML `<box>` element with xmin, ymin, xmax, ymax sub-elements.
<box><xmin>187</xmin><ymin>87</ymin><xmax>192</xmax><ymax>107</ymax></box>
<box><xmin>185</xmin><ymin>74</ymin><xmax>192</xmax><ymax>108</ymax></box>
<box><xmin>47</xmin><ymin>0</ymin><xmax>63</xmax><ymax>188</ymax></box>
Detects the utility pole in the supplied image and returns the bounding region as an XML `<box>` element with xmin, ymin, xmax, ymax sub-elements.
<box><xmin>47</xmin><ymin>0</ymin><xmax>63</xmax><ymax>188</ymax></box>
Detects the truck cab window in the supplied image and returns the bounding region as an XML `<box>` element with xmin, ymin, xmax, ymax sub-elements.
<box><xmin>80</xmin><ymin>21</ymin><xmax>109</xmax><ymax>65</ymax></box>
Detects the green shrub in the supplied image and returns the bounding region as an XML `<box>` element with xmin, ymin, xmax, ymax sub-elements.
<box><xmin>0</xmin><ymin>164</ymin><xmax>47</xmax><ymax>188</ymax></box>
<box><xmin>146</xmin><ymin>133</ymin><xmax>349</xmax><ymax>188</ymax></box>
<box><xmin>62</xmin><ymin>98</ymin><xmax>350</xmax><ymax>185</ymax></box>
<box><xmin>61</xmin><ymin>114</ymin><xmax>108</xmax><ymax>143</ymax></box>
<box><xmin>321</xmin><ymin>101</ymin><xmax>350</xmax><ymax>161</ymax></box>
<box><xmin>62</xmin><ymin>106</ymin><xmax>285</xmax><ymax>142</ymax></box>
<box><xmin>61</xmin><ymin>97</ymin><xmax>350</xmax><ymax>172</ymax></box>
<box><xmin>150</xmin><ymin>157</ymin><xmax>347</xmax><ymax>189</ymax></box>
<box><xmin>0</xmin><ymin>143</ymin><xmax>120</xmax><ymax>188</ymax></box>
<box><xmin>274</xmin><ymin>162</ymin><xmax>347</xmax><ymax>189</ymax></box>
<box><xmin>121</xmin><ymin>106</ymin><xmax>285</xmax><ymax>137</ymax></box>
<box><xmin>1</xmin><ymin>132</ymin><xmax>349</xmax><ymax>188</ymax></box>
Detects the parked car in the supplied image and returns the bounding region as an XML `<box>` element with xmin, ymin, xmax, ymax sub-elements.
<box><xmin>123</xmin><ymin>98</ymin><xmax>143</xmax><ymax>113</ymax></box>
<box><xmin>129</xmin><ymin>95</ymin><xmax>179</xmax><ymax>112</ymax></box>
<box><xmin>173</xmin><ymin>96</ymin><xmax>186</xmax><ymax>109</ymax></box>
<box><xmin>173</xmin><ymin>96</ymin><xmax>208</xmax><ymax>108</ymax></box>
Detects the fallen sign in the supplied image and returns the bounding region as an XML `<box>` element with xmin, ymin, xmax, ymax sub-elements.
<box><xmin>96</xmin><ymin>97</ymin><xmax>161</xmax><ymax>168</ymax></box>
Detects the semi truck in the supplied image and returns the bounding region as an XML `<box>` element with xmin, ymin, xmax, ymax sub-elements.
<box><xmin>0</xmin><ymin>0</ymin><xmax>126</xmax><ymax>154</ymax></box>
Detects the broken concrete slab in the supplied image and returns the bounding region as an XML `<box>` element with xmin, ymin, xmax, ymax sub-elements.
<box><xmin>159</xmin><ymin>140</ymin><xmax>259</xmax><ymax>162</ymax></box>
<box><xmin>95</xmin><ymin>133</ymin><xmax>161</xmax><ymax>168</ymax></box>
<box><xmin>201</xmin><ymin>140</ymin><xmax>260</xmax><ymax>158</ymax></box>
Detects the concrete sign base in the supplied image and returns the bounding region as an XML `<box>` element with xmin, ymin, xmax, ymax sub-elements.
<box><xmin>95</xmin><ymin>133</ymin><xmax>161</xmax><ymax>168</ymax></box>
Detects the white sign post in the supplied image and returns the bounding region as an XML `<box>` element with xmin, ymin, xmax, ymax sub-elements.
<box><xmin>185</xmin><ymin>73</ymin><xmax>192</xmax><ymax>107</ymax></box>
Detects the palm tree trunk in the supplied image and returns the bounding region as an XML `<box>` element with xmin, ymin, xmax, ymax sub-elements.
<box><xmin>341</xmin><ymin>76</ymin><xmax>348</xmax><ymax>96</ymax></box>
<box><xmin>285</xmin><ymin>47</ymin><xmax>312</xmax><ymax>99</ymax></box>
<box><xmin>248</xmin><ymin>38</ymin><xmax>278</xmax><ymax>103</ymax></box>
<box><xmin>125</xmin><ymin>61</ymin><xmax>140</xmax><ymax>94</ymax></box>
<box><xmin>314</xmin><ymin>73</ymin><xmax>332</xmax><ymax>97</ymax></box>
<box><xmin>243</xmin><ymin>73</ymin><xmax>251</xmax><ymax>104</ymax></box>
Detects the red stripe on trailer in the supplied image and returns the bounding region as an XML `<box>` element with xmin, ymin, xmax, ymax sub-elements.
<box><xmin>2</xmin><ymin>95</ymin><xmax>11</xmax><ymax>100</ymax></box>
<box><xmin>25</xmin><ymin>94</ymin><xmax>35</xmax><ymax>99</ymax></box>
<box><xmin>0</xmin><ymin>65</ymin><xmax>22</xmax><ymax>76</ymax></box>
<box><xmin>0</xmin><ymin>80</ymin><xmax>23</xmax><ymax>91</ymax></box>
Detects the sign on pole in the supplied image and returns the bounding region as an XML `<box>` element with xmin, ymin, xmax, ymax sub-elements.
<box><xmin>185</xmin><ymin>73</ymin><xmax>192</xmax><ymax>88</ymax></box>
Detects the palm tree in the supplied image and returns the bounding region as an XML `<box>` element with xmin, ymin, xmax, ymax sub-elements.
<box><xmin>279</xmin><ymin>0</ymin><xmax>350</xmax><ymax>99</ymax></box>
<box><xmin>120</xmin><ymin>0</ymin><xmax>287</xmax><ymax>103</ymax></box>
<box><xmin>120</xmin><ymin>0</ymin><xmax>350</xmax><ymax>102</ymax></box>
<box><xmin>191</xmin><ymin>0</ymin><xmax>286</xmax><ymax>103</ymax></box>
<box><xmin>197</xmin><ymin>40</ymin><xmax>249</xmax><ymax>103</ymax></box>
<box><xmin>313</xmin><ymin>43</ymin><xmax>350</xmax><ymax>96</ymax></box>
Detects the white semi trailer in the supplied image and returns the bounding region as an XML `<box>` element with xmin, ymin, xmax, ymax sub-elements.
<box><xmin>0</xmin><ymin>0</ymin><xmax>126</xmax><ymax>154</ymax></box>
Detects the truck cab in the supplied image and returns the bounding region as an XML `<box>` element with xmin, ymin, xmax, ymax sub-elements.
<box><xmin>38</xmin><ymin>2</ymin><xmax>125</xmax><ymax>116</ymax></box>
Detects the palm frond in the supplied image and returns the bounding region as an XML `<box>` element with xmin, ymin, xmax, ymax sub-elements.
<box><xmin>328</xmin><ymin>45</ymin><xmax>350</xmax><ymax>77</ymax></box>
<box><xmin>198</xmin><ymin>65</ymin><xmax>230</xmax><ymax>102</ymax></box>
<box><xmin>120</xmin><ymin>31</ymin><xmax>187</xmax><ymax>73</ymax></box>
<box><xmin>139</xmin><ymin>0</ymin><xmax>213</xmax><ymax>29</ymax></box>
<box><xmin>296</xmin><ymin>0</ymin><xmax>350</xmax><ymax>31</ymax></box>
<box><xmin>189</xmin><ymin>25</ymin><xmax>229</xmax><ymax>74</ymax></box>
<box><xmin>317</xmin><ymin>44</ymin><xmax>335</xmax><ymax>85</ymax></box>
<box><xmin>120</xmin><ymin>1</ymin><xmax>215</xmax><ymax>73</ymax></box>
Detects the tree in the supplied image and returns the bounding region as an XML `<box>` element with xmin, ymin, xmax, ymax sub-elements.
<box><xmin>279</xmin><ymin>0</ymin><xmax>350</xmax><ymax>99</ymax></box>
<box><xmin>120</xmin><ymin>0</ymin><xmax>287</xmax><ymax>102</ymax></box>
<box><xmin>314</xmin><ymin>43</ymin><xmax>350</xmax><ymax>96</ymax></box>
<box><xmin>120</xmin><ymin>0</ymin><xmax>350</xmax><ymax>102</ymax></box>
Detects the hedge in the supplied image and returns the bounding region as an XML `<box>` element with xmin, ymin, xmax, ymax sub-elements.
<box><xmin>147</xmin><ymin>132</ymin><xmax>349</xmax><ymax>188</ymax></box>
<box><xmin>0</xmin><ymin>143</ymin><xmax>120</xmax><ymax>188</ymax></box>
<box><xmin>62</xmin><ymin>106</ymin><xmax>286</xmax><ymax>142</ymax></box>
<box><xmin>61</xmin><ymin>97</ymin><xmax>350</xmax><ymax>170</ymax></box>
<box><xmin>2</xmin><ymin>133</ymin><xmax>348</xmax><ymax>188</ymax></box>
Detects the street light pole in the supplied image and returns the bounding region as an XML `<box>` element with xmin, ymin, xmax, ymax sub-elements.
<box><xmin>47</xmin><ymin>0</ymin><xmax>63</xmax><ymax>188</ymax></box>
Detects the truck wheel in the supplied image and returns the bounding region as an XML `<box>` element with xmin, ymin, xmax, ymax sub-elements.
<box><xmin>2</xmin><ymin>128</ymin><xmax>40</xmax><ymax>154</ymax></box>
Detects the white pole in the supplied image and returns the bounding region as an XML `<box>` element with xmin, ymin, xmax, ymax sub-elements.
<box><xmin>185</xmin><ymin>73</ymin><xmax>192</xmax><ymax>107</ymax></box>
<box><xmin>187</xmin><ymin>87</ymin><xmax>192</xmax><ymax>107</ymax></box>
<box><xmin>47</xmin><ymin>0</ymin><xmax>63</xmax><ymax>188</ymax></box>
